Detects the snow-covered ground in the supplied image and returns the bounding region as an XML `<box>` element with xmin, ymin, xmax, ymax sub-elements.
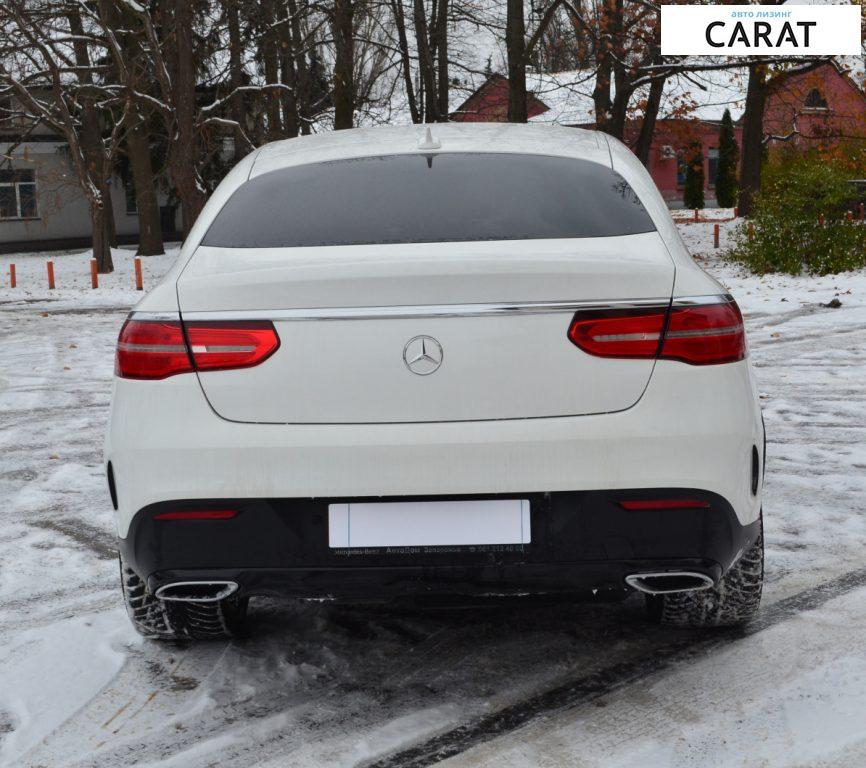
<box><xmin>1</xmin><ymin>223</ymin><xmax>865</xmax><ymax>767</ymax></box>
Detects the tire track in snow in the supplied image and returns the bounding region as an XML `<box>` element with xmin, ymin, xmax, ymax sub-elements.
<box><xmin>364</xmin><ymin>566</ymin><xmax>866</xmax><ymax>768</ymax></box>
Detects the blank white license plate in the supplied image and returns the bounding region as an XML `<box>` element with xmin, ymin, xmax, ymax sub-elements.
<box><xmin>328</xmin><ymin>499</ymin><xmax>531</xmax><ymax>548</ymax></box>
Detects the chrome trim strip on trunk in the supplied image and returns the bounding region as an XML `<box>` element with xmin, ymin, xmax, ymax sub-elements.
<box><xmin>178</xmin><ymin>299</ymin><xmax>673</xmax><ymax>322</ymax></box>
<box><xmin>177</xmin><ymin>298</ymin><xmax>671</xmax><ymax>322</ymax></box>
<box><xmin>132</xmin><ymin>295</ymin><xmax>732</xmax><ymax>323</ymax></box>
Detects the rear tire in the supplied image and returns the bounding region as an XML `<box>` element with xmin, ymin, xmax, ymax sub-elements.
<box><xmin>119</xmin><ymin>557</ymin><xmax>248</xmax><ymax>640</ymax></box>
<box><xmin>648</xmin><ymin>523</ymin><xmax>764</xmax><ymax>628</ymax></box>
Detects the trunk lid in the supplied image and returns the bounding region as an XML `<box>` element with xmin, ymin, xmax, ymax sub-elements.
<box><xmin>176</xmin><ymin>235</ymin><xmax>674</xmax><ymax>423</ymax></box>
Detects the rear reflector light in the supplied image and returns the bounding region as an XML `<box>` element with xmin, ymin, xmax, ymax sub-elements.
<box><xmin>619</xmin><ymin>499</ymin><xmax>710</xmax><ymax>510</ymax></box>
<box><xmin>116</xmin><ymin>318</ymin><xmax>279</xmax><ymax>380</ymax></box>
<box><xmin>153</xmin><ymin>509</ymin><xmax>238</xmax><ymax>520</ymax></box>
<box><xmin>567</xmin><ymin>299</ymin><xmax>746</xmax><ymax>365</ymax></box>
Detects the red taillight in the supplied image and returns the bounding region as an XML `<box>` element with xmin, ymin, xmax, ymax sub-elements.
<box><xmin>567</xmin><ymin>308</ymin><xmax>666</xmax><ymax>359</ymax></box>
<box><xmin>619</xmin><ymin>499</ymin><xmax>710</xmax><ymax>510</ymax></box>
<box><xmin>661</xmin><ymin>301</ymin><xmax>746</xmax><ymax>365</ymax></box>
<box><xmin>116</xmin><ymin>319</ymin><xmax>193</xmax><ymax>380</ymax></box>
<box><xmin>116</xmin><ymin>318</ymin><xmax>279</xmax><ymax>380</ymax></box>
<box><xmin>153</xmin><ymin>509</ymin><xmax>238</xmax><ymax>520</ymax></box>
<box><xmin>185</xmin><ymin>321</ymin><xmax>280</xmax><ymax>372</ymax></box>
<box><xmin>567</xmin><ymin>299</ymin><xmax>746</xmax><ymax>366</ymax></box>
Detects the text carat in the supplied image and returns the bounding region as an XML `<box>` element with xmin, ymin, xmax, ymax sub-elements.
<box><xmin>705</xmin><ymin>19</ymin><xmax>817</xmax><ymax>49</ymax></box>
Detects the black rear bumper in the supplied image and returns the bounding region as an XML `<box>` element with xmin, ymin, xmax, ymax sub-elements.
<box><xmin>120</xmin><ymin>490</ymin><xmax>760</xmax><ymax>600</ymax></box>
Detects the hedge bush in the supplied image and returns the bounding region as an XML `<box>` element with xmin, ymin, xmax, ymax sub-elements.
<box><xmin>715</xmin><ymin>109</ymin><xmax>738</xmax><ymax>208</ymax></box>
<box><xmin>732</xmin><ymin>155</ymin><xmax>866</xmax><ymax>275</ymax></box>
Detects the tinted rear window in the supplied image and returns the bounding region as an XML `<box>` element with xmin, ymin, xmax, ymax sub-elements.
<box><xmin>202</xmin><ymin>152</ymin><xmax>655</xmax><ymax>248</ymax></box>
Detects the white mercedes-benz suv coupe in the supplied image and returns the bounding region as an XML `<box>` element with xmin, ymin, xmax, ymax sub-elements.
<box><xmin>106</xmin><ymin>124</ymin><xmax>764</xmax><ymax>640</ymax></box>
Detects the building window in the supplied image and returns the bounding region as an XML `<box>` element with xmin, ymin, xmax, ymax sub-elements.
<box><xmin>0</xmin><ymin>168</ymin><xmax>38</xmax><ymax>220</ymax></box>
<box><xmin>676</xmin><ymin>150</ymin><xmax>686</xmax><ymax>188</ymax></box>
<box><xmin>804</xmin><ymin>88</ymin><xmax>828</xmax><ymax>111</ymax></box>
<box><xmin>708</xmin><ymin>148</ymin><xmax>719</xmax><ymax>188</ymax></box>
<box><xmin>125</xmin><ymin>179</ymin><xmax>138</xmax><ymax>214</ymax></box>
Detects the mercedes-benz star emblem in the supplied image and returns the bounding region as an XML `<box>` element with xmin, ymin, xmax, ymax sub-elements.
<box><xmin>403</xmin><ymin>335</ymin><xmax>443</xmax><ymax>375</ymax></box>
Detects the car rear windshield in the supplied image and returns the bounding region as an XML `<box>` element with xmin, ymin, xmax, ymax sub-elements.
<box><xmin>202</xmin><ymin>152</ymin><xmax>656</xmax><ymax>248</ymax></box>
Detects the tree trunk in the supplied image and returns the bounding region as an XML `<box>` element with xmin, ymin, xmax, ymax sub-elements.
<box><xmin>126</xmin><ymin>122</ymin><xmax>164</xmax><ymax>255</ymax></box>
<box><xmin>592</xmin><ymin>0</ymin><xmax>621</xmax><ymax>131</ymax></box>
<box><xmin>634</xmin><ymin>75</ymin><xmax>665</xmax><ymax>166</ymax></box>
<box><xmin>287</xmin><ymin>0</ymin><xmax>312</xmax><ymax>134</ymax></box>
<box><xmin>592</xmin><ymin>51</ymin><xmax>612</xmax><ymax>128</ymax></box>
<box><xmin>392</xmin><ymin>0</ymin><xmax>420</xmax><ymax>123</ymax></box>
<box><xmin>66</xmin><ymin>8</ymin><xmax>116</xmax><ymax>269</ymax></box>
<box><xmin>634</xmin><ymin>12</ymin><xmax>664</xmax><ymax>166</ymax></box>
<box><xmin>226</xmin><ymin>0</ymin><xmax>249</xmax><ymax>159</ymax></box>
<box><xmin>435</xmin><ymin>0</ymin><xmax>449</xmax><ymax>121</ymax></box>
<box><xmin>606</xmin><ymin>84</ymin><xmax>631</xmax><ymax>140</ymax></box>
<box><xmin>331</xmin><ymin>0</ymin><xmax>355</xmax><ymax>129</ymax></box>
<box><xmin>102</xmin><ymin>178</ymin><xmax>117</xmax><ymax>247</ymax></box>
<box><xmin>168</xmin><ymin>0</ymin><xmax>206</xmax><ymax>235</ymax></box>
<box><xmin>278</xmin><ymin>5</ymin><xmax>300</xmax><ymax>139</ymax></box>
<box><xmin>738</xmin><ymin>63</ymin><xmax>768</xmax><ymax>218</ymax></box>
<box><xmin>506</xmin><ymin>0</ymin><xmax>527</xmax><ymax>122</ymax></box>
<box><xmin>413</xmin><ymin>0</ymin><xmax>439</xmax><ymax>122</ymax></box>
<box><xmin>90</xmin><ymin>197</ymin><xmax>114</xmax><ymax>274</ymax></box>
<box><xmin>607</xmin><ymin>0</ymin><xmax>627</xmax><ymax>137</ymax></box>
<box><xmin>261</xmin><ymin>0</ymin><xmax>283</xmax><ymax>140</ymax></box>
<box><xmin>80</xmin><ymin>118</ymin><xmax>117</xmax><ymax>268</ymax></box>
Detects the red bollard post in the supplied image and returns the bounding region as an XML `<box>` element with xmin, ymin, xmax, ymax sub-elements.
<box><xmin>713</xmin><ymin>223</ymin><xmax>720</xmax><ymax>249</ymax></box>
<box><xmin>693</xmin><ymin>208</ymin><xmax>699</xmax><ymax>222</ymax></box>
<box><xmin>818</xmin><ymin>214</ymin><xmax>825</xmax><ymax>226</ymax></box>
<box><xmin>90</xmin><ymin>259</ymin><xmax>98</xmax><ymax>289</ymax></box>
<box><xmin>134</xmin><ymin>257</ymin><xmax>143</xmax><ymax>291</ymax></box>
<box><xmin>859</xmin><ymin>203</ymin><xmax>865</xmax><ymax>221</ymax></box>
<box><xmin>747</xmin><ymin>221</ymin><xmax>754</xmax><ymax>242</ymax></box>
<box><xmin>9</xmin><ymin>263</ymin><xmax>15</xmax><ymax>288</ymax></box>
<box><xmin>47</xmin><ymin>260</ymin><xmax>55</xmax><ymax>289</ymax></box>
<box><xmin>733</xmin><ymin>206</ymin><xmax>738</xmax><ymax>218</ymax></box>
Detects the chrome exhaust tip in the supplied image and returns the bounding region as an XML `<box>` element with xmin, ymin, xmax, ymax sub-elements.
<box><xmin>154</xmin><ymin>581</ymin><xmax>239</xmax><ymax>603</ymax></box>
<box><xmin>625</xmin><ymin>571</ymin><xmax>714</xmax><ymax>596</ymax></box>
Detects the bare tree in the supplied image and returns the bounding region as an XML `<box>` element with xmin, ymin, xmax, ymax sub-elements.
<box><xmin>0</xmin><ymin>0</ymin><xmax>134</xmax><ymax>272</ymax></box>
<box><xmin>124</xmin><ymin>119</ymin><xmax>164</xmax><ymax>255</ymax></box>
<box><xmin>738</xmin><ymin>58</ymin><xmax>829</xmax><ymax>217</ymax></box>
<box><xmin>390</xmin><ymin>0</ymin><xmax>420</xmax><ymax>122</ymax></box>
<box><xmin>225</xmin><ymin>0</ymin><xmax>251</xmax><ymax>156</ymax></box>
<box><xmin>633</xmin><ymin>6</ymin><xmax>664</xmax><ymax>167</ymax></box>
<box><xmin>505</xmin><ymin>0</ymin><xmax>592</xmax><ymax>122</ymax></box>
<box><xmin>258</xmin><ymin>0</ymin><xmax>285</xmax><ymax>139</ymax></box>
<box><xmin>330</xmin><ymin>0</ymin><xmax>355</xmax><ymax>128</ymax></box>
<box><xmin>106</xmin><ymin>0</ymin><xmax>215</xmax><ymax>235</ymax></box>
<box><xmin>99</xmin><ymin>0</ymin><xmax>165</xmax><ymax>255</ymax></box>
<box><xmin>505</xmin><ymin>0</ymin><xmax>527</xmax><ymax>121</ymax></box>
<box><xmin>435</xmin><ymin>0</ymin><xmax>449</xmax><ymax>119</ymax></box>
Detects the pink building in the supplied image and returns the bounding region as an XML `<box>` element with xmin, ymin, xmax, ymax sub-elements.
<box><xmin>622</xmin><ymin>119</ymin><xmax>741</xmax><ymax>205</ymax></box>
<box><xmin>452</xmin><ymin>63</ymin><xmax>866</xmax><ymax>206</ymax></box>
